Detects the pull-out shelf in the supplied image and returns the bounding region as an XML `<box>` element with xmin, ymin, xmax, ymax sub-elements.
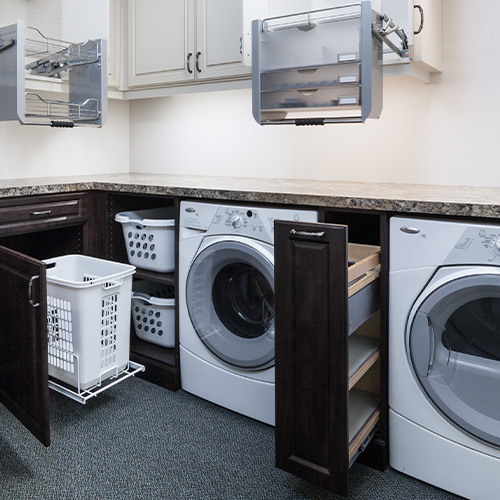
<box><xmin>0</xmin><ymin>20</ymin><xmax>106</xmax><ymax>127</ymax></box>
<box><xmin>252</xmin><ymin>3</ymin><xmax>383</xmax><ymax>125</ymax></box>
<box><xmin>275</xmin><ymin>220</ymin><xmax>383</xmax><ymax>497</ymax></box>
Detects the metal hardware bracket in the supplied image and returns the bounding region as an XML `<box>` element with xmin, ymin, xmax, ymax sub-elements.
<box><xmin>0</xmin><ymin>37</ymin><xmax>15</xmax><ymax>52</ymax></box>
<box><xmin>372</xmin><ymin>14</ymin><xmax>409</xmax><ymax>58</ymax></box>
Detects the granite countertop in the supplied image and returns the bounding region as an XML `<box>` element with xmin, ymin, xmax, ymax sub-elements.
<box><xmin>0</xmin><ymin>173</ymin><xmax>499</xmax><ymax>218</ymax></box>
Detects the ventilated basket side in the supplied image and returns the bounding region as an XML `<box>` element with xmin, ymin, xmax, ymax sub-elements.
<box><xmin>131</xmin><ymin>282</ymin><xmax>175</xmax><ymax>348</ymax></box>
<box><xmin>115</xmin><ymin>207</ymin><xmax>175</xmax><ymax>273</ymax></box>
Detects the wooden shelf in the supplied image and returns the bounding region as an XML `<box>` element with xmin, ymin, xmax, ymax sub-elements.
<box><xmin>348</xmin><ymin>388</ymin><xmax>380</xmax><ymax>461</ymax></box>
<box><xmin>130</xmin><ymin>333</ymin><xmax>176</xmax><ymax>367</ymax></box>
<box><xmin>348</xmin><ymin>334</ymin><xmax>380</xmax><ymax>390</ymax></box>
<box><xmin>134</xmin><ymin>269</ymin><xmax>175</xmax><ymax>285</ymax></box>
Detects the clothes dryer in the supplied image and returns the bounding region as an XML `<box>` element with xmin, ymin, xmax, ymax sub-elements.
<box><xmin>179</xmin><ymin>201</ymin><xmax>317</xmax><ymax>426</ymax></box>
<box><xmin>389</xmin><ymin>217</ymin><xmax>500</xmax><ymax>500</ymax></box>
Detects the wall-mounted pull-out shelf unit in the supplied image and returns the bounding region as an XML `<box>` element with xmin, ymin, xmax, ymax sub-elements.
<box><xmin>0</xmin><ymin>20</ymin><xmax>106</xmax><ymax>128</ymax></box>
<box><xmin>252</xmin><ymin>2</ymin><xmax>383</xmax><ymax>125</ymax></box>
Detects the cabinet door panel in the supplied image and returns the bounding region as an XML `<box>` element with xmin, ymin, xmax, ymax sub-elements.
<box><xmin>196</xmin><ymin>0</ymin><xmax>250</xmax><ymax>80</ymax></box>
<box><xmin>275</xmin><ymin>220</ymin><xmax>349</xmax><ymax>495</ymax></box>
<box><xmin>128</xmin><ymin>0</ymin><xmax>195</xmax><ymax>87</ymax></box>
<box><xmin>0</xmin><ymin>246</ymin><xmax>50</xmax><ymax>447</ymax></box>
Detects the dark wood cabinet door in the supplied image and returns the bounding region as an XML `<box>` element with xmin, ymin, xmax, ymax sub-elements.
<box><xmin>274</xmin><ymin>220</ymin><xmax>350</xmax><ymax>495</ymax></box>
<box><xmin>0</xmin><ymin>245</ymin><xmax>50</xmax><ymax>447</ymax></box>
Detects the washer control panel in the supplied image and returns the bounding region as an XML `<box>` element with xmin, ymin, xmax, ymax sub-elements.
<box><xmin>390</xmin><ymin>217</ymin><xmax>500</xmax><ymax>271</ymax></box>
<box><xmin>181</xmin><ymin>201</ymin><xmax>318</xmax><ymax>245</ymax></box>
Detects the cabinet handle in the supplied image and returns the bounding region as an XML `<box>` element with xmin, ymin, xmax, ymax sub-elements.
<box><xmin>414</xmin><ymin>5</ymin><xmax>424</xmax><ymax>35</ymax></box>
<box><xmin>30</xmin><ymin>210</ymin><xmax>52</xmax><ymax>216</ymax></box>
<box><xmin>187</xmin><ymin>52</ymin><xmax>193</xmax><ymax>74</ymax></box>
<box><xmin>28</xmin><ymin>275</ymin><xmax>40</xmax><ymax>308</ymax></box>
<box><xmin>290</xmin><ymin>229</ymin><xmax>325</xmax><ymax>238</ymax></box>
<box><xmin>240</xmin><ymin>36</ymin><xmax>243</xmax><ymax>55</ymax></box>
<box><xmin>196</xmin><ymin>51</ymin><xmax>201</xmax><ymax>73</ymax></box>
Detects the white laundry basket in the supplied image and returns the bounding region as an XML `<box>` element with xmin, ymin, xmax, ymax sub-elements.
<box><xmin>132</xmin><ymin>281</ymin><xmax>175</xmax><ymax>348</ymax></box>
<box><xmin>115</xmin><ymin>207</ymin><xmax>175</xmax><ymax>273</ymax></box>
<box><xmin>44</xmin><ymin>255</ymin><xmax>135</xmax><ymax>391</ymax></box>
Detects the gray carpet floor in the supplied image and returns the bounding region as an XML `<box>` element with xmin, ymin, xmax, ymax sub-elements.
<box><xmin>0</xmin><ymin>377</ymin><xmax>464</xmax><ymax>500</ymax></box>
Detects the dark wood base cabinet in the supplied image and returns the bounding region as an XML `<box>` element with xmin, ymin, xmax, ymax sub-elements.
<box><xmin>274</xmin><ymin>217</ymin><xmax>387</xmax><ymax>497</ymax></box>
<box><xmin>0</xmin><ymin>191</ymin><xmax>181</xmax><ymax>447</ymax></box>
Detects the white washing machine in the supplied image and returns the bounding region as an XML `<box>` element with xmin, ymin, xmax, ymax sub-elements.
<box><xmin>179</xmin><ymin>201</ymin><xmax>317</xmax><ymax>426</ymax></box>
<box><xmin>389</xmin><ymin>216</ymin><xmax>500</xmax><ymax>500</ymax></box>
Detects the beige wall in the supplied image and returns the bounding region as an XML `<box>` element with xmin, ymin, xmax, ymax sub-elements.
<box><xmin>129</xmin><ymin>0</ymin><xmax>500</xmax><ymax>187</ymax></box>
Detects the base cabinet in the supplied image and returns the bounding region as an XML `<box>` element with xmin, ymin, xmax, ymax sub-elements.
<box><xmin>105</xmin><ymin>193</ymin><xmax>180</xmax><ymax>392</ymax></box>
<box><xmin>0</xmin><ymin>192</ymin><xmax>90</xmax><ymax>446</ymax></box>
<box><xmin>0</xmin><ymin>246</ymin><xmax>50</xmax><ymax>446</ymax></box>
<box><xmin>274</xmin><ymin>218</ymin><xmax>386</xmax><ymax>496</ymax></box>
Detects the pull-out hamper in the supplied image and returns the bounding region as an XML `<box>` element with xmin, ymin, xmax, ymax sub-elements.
<box><xmin>115</xmin><ymin>206</ymin><xmax>175</xmax><ymax>273</ymax></box>
<box><xmin>44</xmin><ymin>255</ymin><xmax>135</xmax><ymax>391</ymax></box>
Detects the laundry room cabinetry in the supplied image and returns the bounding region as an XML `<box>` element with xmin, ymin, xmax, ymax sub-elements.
<box><xmin>104</xmin><ymin>193</ymin><xmax>180</xmax><ymax>391</ymax></box>
<box><xmin>274</xmin><ymin>213</ymin><xmax>387</xmax><ymax>496</ymax></box>
<box><xmin>0</xmin><ymin>192</ymin><xmax>96</xmax><ymax>447</ymax></box>
<box><xmin>127</xmin><ymin>0</ymin><xmax>249</xmax><ymax>89</ymax></box>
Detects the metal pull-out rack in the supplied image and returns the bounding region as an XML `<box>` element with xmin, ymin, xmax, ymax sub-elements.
<box><xmin>0</xmin><ymin>20</ymin><xmax>107</xmax><ymax>127</ymax></box>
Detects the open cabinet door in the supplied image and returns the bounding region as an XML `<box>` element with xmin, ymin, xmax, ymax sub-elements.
<box><xmin>0</xmin><ymin>245</ymin><xmax>50</xmax><ymax>446</ymax></box>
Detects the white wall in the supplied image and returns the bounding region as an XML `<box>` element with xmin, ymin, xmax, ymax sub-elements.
<box><xmin>0</xmin><ymin>99</ymin><xmax>129</xmax><ymax>180</ymax></box>
<box><xmin>0</xmin><ymin>0</ymin><xmax>129</xmax><ymax>180</ymax></box>
<box><xmin>129</xmin><ymin>0</ymin><xmax>500</xmax><ymax>187</ymax></box>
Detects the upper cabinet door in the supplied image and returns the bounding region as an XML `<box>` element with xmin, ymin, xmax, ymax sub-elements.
<box><xmin>128</xmin><ymin>0</ymin><xmax>196</xmax><ymax>88</ymax></box>
<box><xmin>195</xmin><ymin>0</ymin><xmax>250</xmax><ymax>80</ymax></box>
<box><xmin>0</xmin><ymin>245</ymin><xmax>50</xmax><ymax>447</ymax></box>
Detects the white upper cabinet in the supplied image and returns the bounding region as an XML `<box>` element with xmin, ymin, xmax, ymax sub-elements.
<box><xmin>128</xmin><ymin>0</ymin><xmax>195</xmax><ymax>87</ymax></box>
<box><xmin>128</xmin><ymin>0</ymin><xmax>249</xmax><ymax>89</ymax></box>
<box><xmin>195</xmin><ymin>0</ymin><xmax>249</xmax><ymax>81</ymax></box>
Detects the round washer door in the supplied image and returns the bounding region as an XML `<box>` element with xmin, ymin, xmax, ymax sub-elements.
<box><xmin>408</xmin><ymin>271</ymin><xmax>500</xmax><ymax>447</ymax></box>
<box><xmin>186</xmin><ymin>239</ymin><xmax>275</xmax><ymax>370</ymax></box>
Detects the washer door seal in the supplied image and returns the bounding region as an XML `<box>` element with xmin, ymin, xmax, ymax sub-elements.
<box><xmin>408</xmin><ymin>273</ymin><xmax>500</xmax><ymax>448</ymax></box>
<box><xmin>186</xmin><ymin>239</ymin><xmax>275</xmax><ymax>370</ymax></box>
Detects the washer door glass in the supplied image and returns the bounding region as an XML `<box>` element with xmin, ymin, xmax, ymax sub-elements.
<box><xmin>409</xmin><ymin>274</ymin><xmax>500</xmax><ymax>447</ymax></box>
<box><xmin>186</xmin><ymin>240</ymin><xmax>274</xmax><ymax>370</ymax></box>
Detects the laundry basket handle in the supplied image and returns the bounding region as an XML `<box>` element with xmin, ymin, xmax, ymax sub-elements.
<box><xmin>103</xmin><ymin>278</ymin><xmax>123</xmax><ymax>290</ymax></box>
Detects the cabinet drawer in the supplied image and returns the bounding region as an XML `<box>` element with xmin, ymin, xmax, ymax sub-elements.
<box><xmin>0</xmin><ymin>194</ymin><xmax>86</xmax><ymax>235</ymax></box>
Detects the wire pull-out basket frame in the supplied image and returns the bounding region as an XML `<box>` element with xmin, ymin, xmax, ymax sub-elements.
<box><xmin>0</xmin><ymin>20</ymin><xmax>107</xmax><ymax>127</ymax></box>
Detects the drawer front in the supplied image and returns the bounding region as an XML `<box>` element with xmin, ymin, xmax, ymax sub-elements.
<box><xmin>0</xmin><ymin>194</ymin><xmax>86</xmax><ymax>234</ymax></box>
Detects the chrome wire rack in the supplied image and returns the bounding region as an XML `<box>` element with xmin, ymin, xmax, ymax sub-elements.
<box><xmin>0</xmin><ymin>20</ymin><xmax>106</xmax><ymax>127</ymax></box>
<box><xmin>25</xmin><ymin>93</ymin><xmax>100</xmax><ymax>122</ymax></box>
<box><xmin>25</xmin><ymin>26</ymin><xmax>100</xmax><ymax>77</ymax></box>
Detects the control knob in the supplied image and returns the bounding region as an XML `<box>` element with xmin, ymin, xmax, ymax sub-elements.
<box><xmin>232</xmin><ymin>216</ymin><xmax>243</xmax><ymax>229</ymax></box>
<box><xmin>491</xmin><ymin>238</ymin><xmax>500</xmax><ymax>257</ymax></box>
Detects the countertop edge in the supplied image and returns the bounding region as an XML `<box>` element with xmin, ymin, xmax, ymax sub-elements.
<box><xmin>0</xmin><ymin>175</ymin><xmax>499</xmax><ymax>219</ymax></box>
